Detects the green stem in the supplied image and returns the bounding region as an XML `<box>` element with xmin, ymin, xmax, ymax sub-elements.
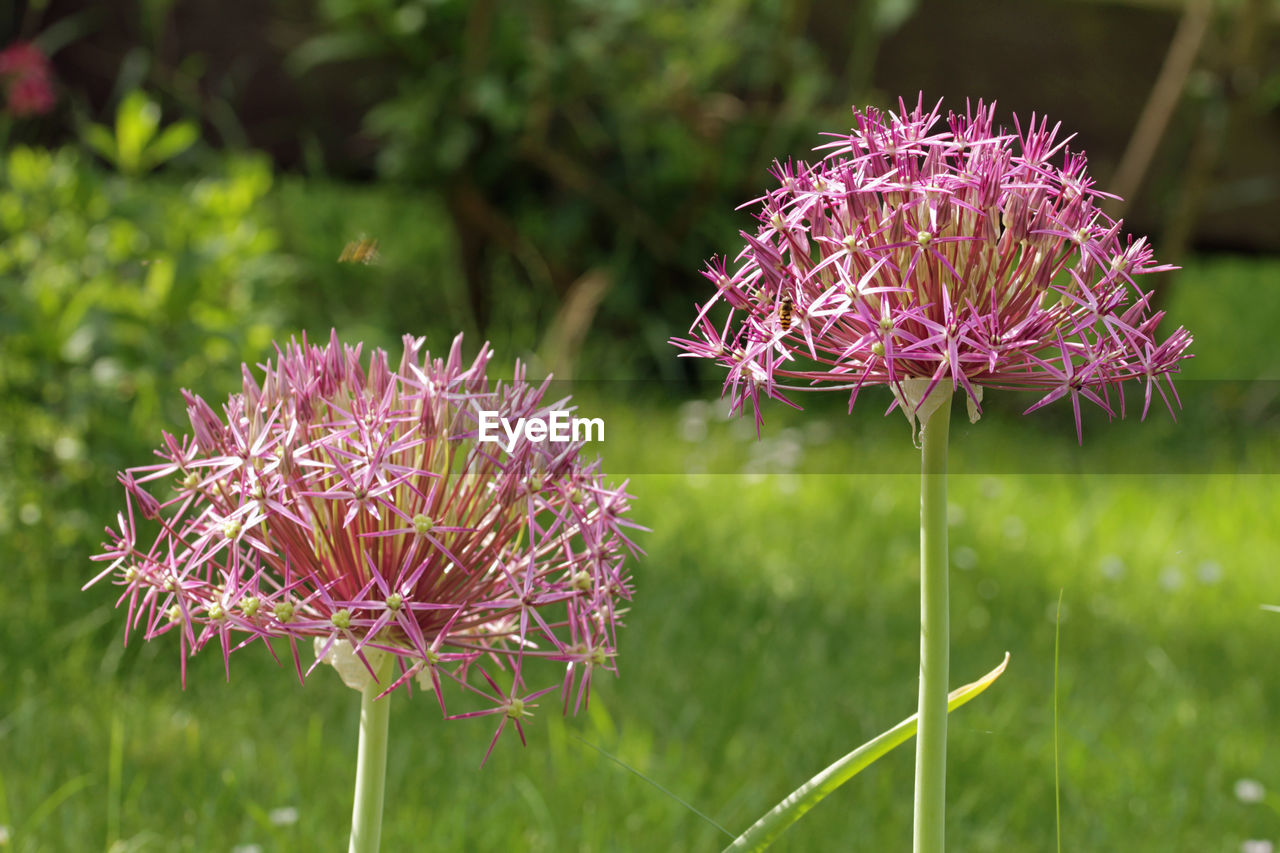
<box><xmin>349</xmin><ymin>654</ymin><xmax>394</xmax><ymax>853</ymax></box>
<box><xmin>914</xmin><ymin>387</ymin><xmax>953</xmax><ymax>853</ymax></box>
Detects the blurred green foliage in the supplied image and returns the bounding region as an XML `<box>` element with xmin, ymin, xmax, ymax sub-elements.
<box><xmin>0</xmin><ymin>144</ymin><xmax>284</xmax><ymax>570</ymax></box>
<box><xmin>292</xmin><ymin>0</ymin><xmax>913</xmax><ymax>374</ymax></box>
<box><xmin>80</xmin><ymin>90</ymin><xmax>199</xmax><ymax>176</ymax></box>
<box><xmin>267</xmin><ymin>177</ymin><xmax>479</xmax><ymax>354</ymax></box>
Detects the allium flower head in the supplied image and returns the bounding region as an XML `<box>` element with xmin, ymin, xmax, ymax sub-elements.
<box><xmin>673</xmin><ymin>96</ymin><xmax>1193</xmax><ymax>439</ymax></box>
<box><xmin>91</xmin><ymin>332</ymin><xmax>639</xmax><ymax>757</ymax></box>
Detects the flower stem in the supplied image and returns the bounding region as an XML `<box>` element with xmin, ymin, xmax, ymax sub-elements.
<box><xmin>349</xmin><ymin>655</ymin><xmax>393</xmax><ymax>853</ymax></box>
<box><xmin>914</xmin><ymin>388</ymin><xmax>952</xmax><ymax>853</ymax></box>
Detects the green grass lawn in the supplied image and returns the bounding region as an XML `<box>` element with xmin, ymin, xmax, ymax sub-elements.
<box><xmin>3</xmin><ymin>173</ymin><xmax>1279</xmax><ymax>851</ymax></box>
<box><xmin>4</xmin><ymin>412</ymin><xmax>1280</xmax><ymax>851</ymax></box>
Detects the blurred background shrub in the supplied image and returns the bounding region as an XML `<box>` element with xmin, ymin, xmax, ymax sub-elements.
<box><xmin>7</xmin><ymin>0</ymin><xmax>1278</xmax><ymax>381</ymax></box>
<box><xmin>5</xmin><ymin>0</ymin><xmax>927</xmax><ymax>376</ymax></box>
<box><xmin>0</xmin><ymin>139</ymin><xmax>284</xmax><ymax>579</ymax></box>
<box><xmin>289</xmin><ymin>0</ymin><xmax>917</xmax><ymax>376</ymax></box>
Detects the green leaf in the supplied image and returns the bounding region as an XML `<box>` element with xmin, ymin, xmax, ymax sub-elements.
<box><xmin>872</xmin><ymin>0</ymin><xmax>920</xmax><ymax>34</ymax></box>
<box><xmin>285</xmin><ymin>32</ymin><xmax>384</xmax><ymax>75</ymax></box>
<box><xmin>140</xmin><ymin>121</ymin><xmax>199</xmax><ymax>171</ymax></box>
<box><xmin>724</xmin><ymin>653</ymin><xmax>1011</xmax><ymax>852</ymax></box>
<box><xmin>115</xmin><ymin>91</ymin><xmax>162</xmax><ymax>175</ymax></box>
<box><xmin>82</xmin><ymin>123</ymin><xmax>118</xmax><ymax>164</ymax></box>
<box><xmin>143</xmin><ymin>256</ymin><xmax>176</xmax><ymax>306</ymax></box>
<box><xmin>31</xmin><ymin>8</ymin><xmax>99</xmax><ymax>56</ymax></box>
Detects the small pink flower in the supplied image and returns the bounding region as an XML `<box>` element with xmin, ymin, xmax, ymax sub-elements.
<box><xmin>0</xmin><ymin>41</ymin><xmax>56</xmax><ymax>117</ymax></box>
<box><xmin>672</xmin><ymin>96</ymin><xmax>1193</xmax><ymax>439</ymax></box>
<box><xmin>90</xmin><ymin>331</ymin><xmax>640</xmax><ymax>759</ymax></box>
<box><xmin>0</xmin><ymin>42</ymin><xmax>47</xmax><ymax>76</ymax></box>
<box><xmin>6</xmin><ymin>70</ymin><xmax>55</xmax><ymax>115</ymax></box>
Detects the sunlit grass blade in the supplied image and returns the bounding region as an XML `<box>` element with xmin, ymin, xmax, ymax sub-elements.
<box><xmin>106</xmin><ymin>713</ymin><xmax>124</xmax><ymax>850</ymax></box>
<box><xmin>724</xmin><ymin>652</ymin><xmax>1011</xmax><ymax>853</ymax></box>
<box><xmin>21</xmin><ymin>774</ymin><xmax>90</xmax><ymax>840</ymax></box>
<box><xmin>572</xmin><ymin>734</ymin><xmax>734</xmax><ymax>838</ymax></box>
<box><xmin>1054</xmin><ymin>590</ymin><xmax>1064</xmax><ymax>853</ymax></box>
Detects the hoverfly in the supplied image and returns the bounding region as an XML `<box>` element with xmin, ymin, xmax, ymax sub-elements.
<box><xmin>338</xmin><ymin>236</ymin><xmax>380</xmax><ymax>265</ymax></box>
<box><xmin>778</xmin><ymin>294</ymin><xmax>794</xmax><ymax>332</ymax></box>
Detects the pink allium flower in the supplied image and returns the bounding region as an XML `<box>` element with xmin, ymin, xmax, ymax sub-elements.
<box><xmin>0</xmin><ymin>41</ymin><xmax>56</xmax><ymax>117</ymax></box>
<box><xmin>90</xmin><ymin>332</ymin><xmax>639</xmax><ymax>758</ymax></box>
<box><xmin>672</xmin><ymin>96</ymin><xmax>1193</xmax><ymax>439</ymax></box>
